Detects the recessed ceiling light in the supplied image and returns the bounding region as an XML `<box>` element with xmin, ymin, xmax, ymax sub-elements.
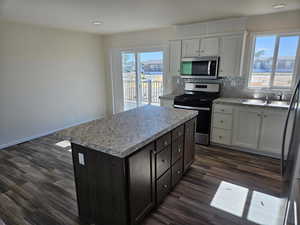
<box><xmin>92</xmin><ymin>21</ymin><xmax>103</xmax><ymax>25</ymax></box>
<box><xmin>272</xmin><ymin>3</ymin><xmax>286</xmax><ymax>9</ymax></box>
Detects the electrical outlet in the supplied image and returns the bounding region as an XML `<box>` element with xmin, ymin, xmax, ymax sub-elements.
<box><xmin>78</xmin><ymin>153</ymin><xmax>85</xmax><ymax>165</ymax></box>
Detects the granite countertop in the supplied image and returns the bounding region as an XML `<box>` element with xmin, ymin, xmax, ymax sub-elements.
<box><xmin>56</xmin><ymin>105</ymin><xmax>198</xmax><ymax>158</ymax></box>
<box><xmin>159</xmin><ymin>92</ymin><xmax>182</xmax><ymax>100</ymax></box>
<box><xmin>214</xmin><ymin>97</ymin><xmax>290</xmax><ymax>109</ymax></box>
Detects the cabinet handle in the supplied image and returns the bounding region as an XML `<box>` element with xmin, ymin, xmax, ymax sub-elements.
<box><xmin>221</xmin><ymin>109</ymin><xmax>225</xmax><ymax>112</ymax></box>
<box><xmin>219</xmin><ymin>136</ymin><xmax>222</xmax><ymax>139</ymax></box>
<box><xmin>257</xmin><ymin>113</ymin><xmax>261</xmax><ymax>117</ymax></box>
<box><xmin>163</xmin><ymin>184</ymin><xmax>168</xmax><ymax>189</ymax></box>
<box><xmin>178</xmin><ymin>132</ymin><xmax>182</xmax><ymax>136</ymax></box>
<box><xmin>178</xmin><ymin>148</ymin><xmax>181</xmax><ymax>153</ymax></box>
<box><xmin>177</xmin><ymin>170</ymin><xmax>181</xmax><ymax>174</ymax></box>
<box><xmin>162</xmin><ymin>159</ymin><xmax>166</xmax><ymax>163</ymax></box>
<box><xmin>164</xmin><ymin>141</ymin><xmax>168</xmax><ymax>146</ymax></box>
<box><xmin>220</xmin><ymin>120</ymin><xmax>224</xmax><ymax>123</ymax></box>
<box><xmin>264</xmin><ymin>115</ymin><xmax>267</xmax><ymax>118</ymax></box>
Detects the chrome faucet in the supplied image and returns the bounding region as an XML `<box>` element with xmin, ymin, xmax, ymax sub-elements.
<box><xmin>277</xmin><ymin>91</ymin><xmax>283</xmax><ymax>101</ymax></box>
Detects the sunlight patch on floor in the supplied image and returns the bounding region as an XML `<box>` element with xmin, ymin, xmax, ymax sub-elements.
<box><xmin>247</xmin><ymin>191</ymin><xmax>286</xmax><ymax>225</ymax></box>
<box><xmin>210</xmin><ymin>181</ymin><xmax>249</xmax><ymax>217</ymax></box>
<box><xmin>55</xmin><ymin>140</ymin><xmax>71</xmax><ymax>148</ymax></box>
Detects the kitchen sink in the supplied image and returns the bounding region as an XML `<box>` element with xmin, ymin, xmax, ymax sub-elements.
<box><xmin>241</xmin><ymin>99</ymin><xmax>267</xmax><ymax>105</ymax></box>
<box><xmin>267</xmin><ymin>100</ymin><xmax>290</xmax><ymax>107</ymax></box>
<box><xmin>240</xmin><ymin>99</ymin><xmax>290</xmax><ymax>108</ymax></box>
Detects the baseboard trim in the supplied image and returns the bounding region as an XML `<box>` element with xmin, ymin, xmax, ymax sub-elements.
<box><xmin>210</xmin><ymin>142</ymin><xmax>281</xmax><ymax>159</ymax></box>
<box><xmin>0</xmin><ymin>117</ymin><xmax>103</xmax><ymax>150</ymax></box>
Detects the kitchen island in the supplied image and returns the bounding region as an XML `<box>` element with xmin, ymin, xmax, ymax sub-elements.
<box><xmin>57</xmin><ymin>105</ymin><xmax>198</xmax><ymax>225</ymax></box>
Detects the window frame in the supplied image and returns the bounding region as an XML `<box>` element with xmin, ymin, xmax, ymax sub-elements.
<box><xmin>247</xmin><ymin>31</ymin><xmax>300</xmax><ymax>91</ymax></box>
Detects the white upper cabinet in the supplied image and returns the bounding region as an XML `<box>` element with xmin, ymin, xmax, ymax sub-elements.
<box><xmin>199</xmin><ymin>37</ymin><xmax>219</xmax><ymax>56</ymax></box>
<box><xmin>232</xmin><ymin>106</ymin><xmax>262</xmax><ymax>150</ymax></box>
<box><xmin>219</xmin><ymin>35</ymin><xmax>244</xmax><ymax>77</ymax></box>
<box><xmin>182</xmin><ymin>39</ymin><xmax>200</xmax><ymax>57</ymax></box>
<box><xmin>258</xmin><ymin>109</ymin><xmax>286</xmax><ymax>154</ymax></box>
<box><xmin>169</xmin><ymin>40</ymin><xmax>182</xmax><ymax>75</ymax></box>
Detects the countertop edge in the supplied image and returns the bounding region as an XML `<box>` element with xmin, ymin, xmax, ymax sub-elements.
<box><xmin>66</xmin><ymin>110</ymin><xmax>198</xmax><ymax>158</ymax></box>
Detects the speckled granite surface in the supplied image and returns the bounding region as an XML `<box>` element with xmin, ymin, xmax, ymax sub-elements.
<box><xmin>56</xmin><ymin>105</ymin><xmax>198</xmax><ymax>158</ymax></box>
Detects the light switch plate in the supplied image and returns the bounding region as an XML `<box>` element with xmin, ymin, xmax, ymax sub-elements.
<box><xmin>78</xmin><ymin>153</ymin><xmax>85</xmax><ymax>165</ymax></box>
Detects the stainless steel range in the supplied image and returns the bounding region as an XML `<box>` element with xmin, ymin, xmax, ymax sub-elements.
<box><xmin>174</xmin><ymin>82</ymin><xmax>220</xmax><ymax>145</ymax></box>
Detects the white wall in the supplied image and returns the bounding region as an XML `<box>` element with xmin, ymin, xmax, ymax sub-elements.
<box><xmin>0</xmin><ymin>21</ymin><xmax>107</xmax><ymax>148</ymax></box>
<box><xmin>104</xmin><ymin>10</ymin><xmax>300</xmax><ymax>114</ymax></box>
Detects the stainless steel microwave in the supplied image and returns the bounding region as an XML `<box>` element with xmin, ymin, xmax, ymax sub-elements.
<box><xmin>180</xmin><ymin>56</ymin><xmax>219</xmax><ymax>79</ymax></box>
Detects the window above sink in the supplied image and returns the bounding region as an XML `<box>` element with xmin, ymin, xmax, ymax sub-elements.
<box><xmin>247</xmin><ymin>32</ymin><xmax>300</xmax><ymax>91</ymax></box>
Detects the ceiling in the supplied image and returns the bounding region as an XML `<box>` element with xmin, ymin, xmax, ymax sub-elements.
<box><xmin>0</xmin><ymin>0</ymin><xmax>299</xmax><ymax>34</ymax></box>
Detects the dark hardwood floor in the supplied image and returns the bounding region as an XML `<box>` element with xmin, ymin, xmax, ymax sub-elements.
<box><xmin>0</xmin><ymin>135</ymin><xmax>284</xmax><ymax>225</ymax></box>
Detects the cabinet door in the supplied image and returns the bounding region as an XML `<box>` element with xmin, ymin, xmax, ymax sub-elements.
<box><xmin>184</xmin><ymin>118</ymin><xmax>196</xmax><ymax>173</ymax></box>
<box><xmin>258</xmin><ymin>109</ymin><xmax>286</xmax><ymax>155</ymax></box>
<box><xmin>169</xmin><ymin>40</ymin><xmax>182</xmax><ymax>75</ymax></box>
<box><xmin>219</xmin><ymin>35</ymin><xmax>243</xmax><ymax>77</ymax></box>
<box><xmin>128</xmin><ymin>143</ymin><xmax>155</xmax><ymax>225</ymax></box>
<box><xmin>182</xmin><ymin>39</ymin><xmax>200</xmax><ymax>57</ymax></box>
<box><xmin>200</xmin><ymin>37</ymin><xmax>219</xmax><ymax>56</ymax></box>
<box><xmin>232</xmin><ymin>107</ymin><xmax>262</xmax><ymax>149</ymax></box>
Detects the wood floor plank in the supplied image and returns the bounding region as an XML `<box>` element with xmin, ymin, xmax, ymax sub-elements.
<box><xmin>0</xmin><ymin>135</ymin><xmax>284</xmax><ymax>225</ymax></box>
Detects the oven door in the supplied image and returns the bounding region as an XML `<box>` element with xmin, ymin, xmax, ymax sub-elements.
<box><xmin>173</xmin><ymin>105</ymin><xmax>211</xmax><ymax>145</ymax></box>
<box><xmin>181</xmin><ymin>57</ymin><xmax>219</xmax><ymax>79</ymax></box>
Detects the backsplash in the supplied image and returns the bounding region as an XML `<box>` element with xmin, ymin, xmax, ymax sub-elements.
<box><xmin>171</xmin><ymin>76</ymin><xmax>292</xmax><ymax>101</ymax></box>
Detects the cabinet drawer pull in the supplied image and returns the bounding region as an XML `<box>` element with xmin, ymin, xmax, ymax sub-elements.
<box><xmin>220</xmin><ymin>120</ymin><xmax>224</xmax><ymax>123</ymax></box>
<box><xmin>163</xmin><ymin>184</ymin><xmax>168</xmax><ymax>189</ymax></box>
<box><xmin>161</xmin><ymin>159</ymin><xmax>166</xmax><ymax>163</ymax></box>
<box><xmin>177</xmin><ymin>170</ymin><xmax>181</xmax><ymax>174</ymax></box>
<box><xmin>178</xmin><ymin>148</ymin><xmax>181</xmax><ymax>153</ymax></box>
<box><xmin>221</xmin><ymin>109</ymin><xmax>225</xmax><ymax>112</ymax></box>
<box><xmin>219</xmin><ymin>136</ymin><xmax>222</xmax><ymax>139</ymax></box>
<box><xmin>164</xmin><ymin>141</ymin><xmax>168</xmax><ymax>146</ymax></box>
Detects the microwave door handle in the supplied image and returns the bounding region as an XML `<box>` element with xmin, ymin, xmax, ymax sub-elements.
<box><xmin>207</xmin><ymin>61</ymin><xmax>211</xmax><ymax>75</ymax></box>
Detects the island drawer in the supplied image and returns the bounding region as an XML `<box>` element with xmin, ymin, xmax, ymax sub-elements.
<box><xmin>156</xmin><ymin>132</ymin><xmax>171</xmax><ymax>152</ymax></box>
<box><xmin>156</xmin><ymin>146</ymin><xmax>171</xmax><ymax>178</ymax></box>
<box><xmin>172</xmin><ymin>125</ymin><xmax>184</xmax><ymax>140</ymax></box>
<box><xmin>172</xmin><ymin>158</ymin><xmax>183</xmax><ymax>187</ymax></box>
<box><xmin>156</xmin><ymin>169</ymin><xmax>171</xmax><ymax>204</ymax></box>
<box><xmin>171</xmin><ymin>136</ymin><xmax>184</xmax><ymax>164</ymax></box>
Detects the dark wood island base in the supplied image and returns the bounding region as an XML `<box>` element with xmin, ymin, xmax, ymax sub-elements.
<box><xmin>71</xmin><ymin>117</ymin><xmax>196</xmax><ymax>225</ymax></box>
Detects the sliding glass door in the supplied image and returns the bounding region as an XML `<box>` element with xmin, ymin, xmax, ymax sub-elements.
<box><xmin>121</xmin><ymin>50</ymin><xmax>164</xmax><ymax>111</ymax></box>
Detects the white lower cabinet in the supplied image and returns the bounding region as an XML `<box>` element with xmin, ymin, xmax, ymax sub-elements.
<box><xmin>211</xmin><ymin>103</ymin><xmax>287</xmax><ymax>158</ymax></box>
<box><xmin>258</xmin><ymin>109</ymin><xmax>286</xmax><ymax>154</ymax></box>
<box><xmin>232</xmin><ymin>107</ymin><xmax>262</xmax><ymax>150</ymax></box>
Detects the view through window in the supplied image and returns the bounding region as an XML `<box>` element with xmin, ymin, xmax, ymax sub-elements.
<box><xmin>122</xmin><ymin>51</ymin><xmax>163</xmax><ymax>111</ymax></box>
<box><xmin>248</xmin><ymin>34</ymin><xmax>299</xmax><ymax>89</ymax></box>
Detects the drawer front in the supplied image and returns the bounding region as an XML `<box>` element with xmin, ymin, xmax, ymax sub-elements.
<box><xmin>156</xmin><ymin>146</ymin><xmax>171</xmax><ymax>178</ymax></box>
<box><xmin>213</xmin><ymin>113</ymin><xmax>232</xmax><ymax>130</ymax></box>
<box><xmin>214</xmin><ymin>104</ymin><xmax>233</xmax><ymax>114</ymax></box>
<box><xmin>172</xmin><ymin>159</ymin><xmax>183</xmax><ymax>187</ymax></box>
<box><xmin>156</xmin><ymin>169</ymin><xmax>171</xmax><ymax>204</ymax></box>
<box><xmin>212</xmin><ymin>128</ymin><xmax>231</xmax><ymax>145</ymax></box>
<box><xmin>172</xmin><ymin>136</ymin><xmax>184</xmax><ymax>164</ymax></box>
<box><xmin>156</xmin><ymin>132</ymin><xmax>171</xmax><ymax>152</ymax></box>
<box><xmin>172</xmin><ymin>125</ymin><xmax>184</xmax><ymax>140</ymax></box>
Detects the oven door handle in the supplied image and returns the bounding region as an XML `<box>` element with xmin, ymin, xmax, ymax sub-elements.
<box><xmin>174</xmin><ymin>105</ymin><xmax>210</xmax><ymax>111</ymax></box>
